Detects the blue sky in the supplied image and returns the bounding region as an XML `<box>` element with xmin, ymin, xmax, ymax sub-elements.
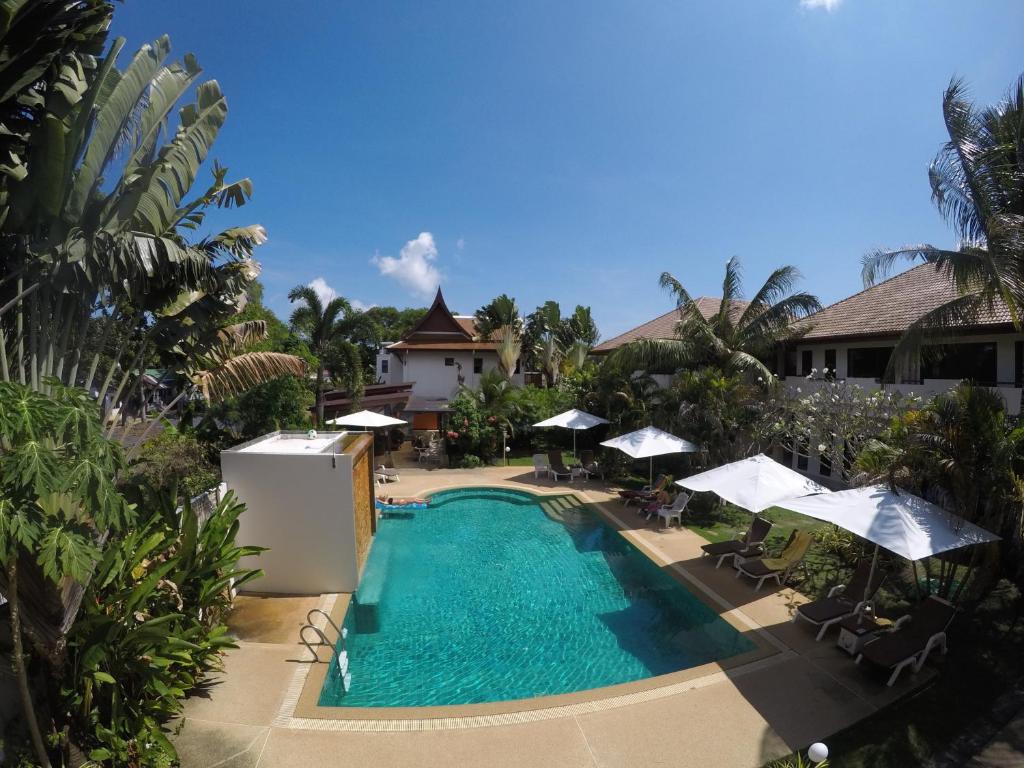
<box><xmin>111</xmin><ymin>1</ymin><xmax>1024</xmax><ymax>339</ymax></box>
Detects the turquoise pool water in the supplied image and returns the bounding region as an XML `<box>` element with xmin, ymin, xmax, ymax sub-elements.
<box><xmin>319</xmin><ymin>487</ymin><xmax>754</xmax><ymax>708</ymax></box>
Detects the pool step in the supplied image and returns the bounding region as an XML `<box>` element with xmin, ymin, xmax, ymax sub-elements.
<box><xmin>354</xmin><ymin>540</ymin><xmax>390</xmax><ymax>633</ymax></box>
<box><xmin>539</xmin><ymin>495</ymin><xmax>586</xmax><ymax>524</ymax></box>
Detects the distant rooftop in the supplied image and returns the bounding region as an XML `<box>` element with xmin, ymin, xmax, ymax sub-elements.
<box><xmin>797</xmin><ymin>263</ymin><xmax>1014</xmax><ymax>341</ymax></box>
<box><xmin>593</xmin><ymin>297</ymin><xmax>748</xmax><ymax>353</ymax></box>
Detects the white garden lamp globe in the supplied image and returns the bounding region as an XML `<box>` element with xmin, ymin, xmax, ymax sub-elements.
<box><xmin>808</xmin><ymin>742</ymin><xmax>829</xmax><ymax>764</ymax></box>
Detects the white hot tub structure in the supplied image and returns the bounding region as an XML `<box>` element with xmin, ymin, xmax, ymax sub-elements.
<box><xmin>221</xmin><ymin>430</ymin><xmax>376</xmax><ymax>595</ymax></box>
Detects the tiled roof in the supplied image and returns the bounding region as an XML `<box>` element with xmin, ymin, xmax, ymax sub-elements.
<box><xmin>797</xmin><ymin>263</ymin><xmax>1014</xmax><ymax>341</ymax></box>
<box><xmin>592</xmin><ymin>297</ymin><xmax>747</xmax><ymax>353</ymax></box>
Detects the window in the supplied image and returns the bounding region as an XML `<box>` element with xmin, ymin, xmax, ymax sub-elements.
<box><xmin>783</xmin><ymin>347</ymin><xmax>798</xmax><ymax>377</ymax></box>
<box><xmin>824</xmin><ymin>349</ymin><xmax>836</xmax><ymax>381</ymax></box>
<box><xmin>801</xmin><ymin>350</ymin><xmax>813</xmax><ymax>376</ymax></box>
<box><xmin>921</xmin><ymin>342</ymin><xmax>997</xmax><ymax>385</ymax></box>
<box><xmin>380</xmin><ymin>358</ymin><xmax>389</xmax><ymax>374</ymax></box>
<box><xmin>847</xmin><ymin>347</ymin><xmax>894</xmax><ymax>380</ymax></box>
<box><xmin>444</xmin><ymin>357</ymin><xmax>455</xmax><ymax>367</ymax></box>
<box><xmin>818</xmin><ymin>443</ymin><xmax>832</xmax><ymax>477</ymax></box>
<box><xmin>780</xmin><ymin>445</ymin><xmax>794</xmax><ymax>468</ymax></box>
<box><xmin>473</xmin><ymin>357</ymin><xmax>483</xmax><ymax>374</ymax></box>
<box><xmin>796</xmin><ymin>440</ymin><xmax>809</xmax><ymax>471</ymax></box>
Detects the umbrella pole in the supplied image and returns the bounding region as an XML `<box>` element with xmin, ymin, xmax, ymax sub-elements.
<box><xmin>649</xmin><ymin>457</ymin><xmax>653</xmax><ymax>486</ymax></box>
<box><xmin>859</xmin><ymin>543</ymin><xmax>880</xmax><ymax>626</ymax></box>
<box><xmin>573</xmin><ymin>429</ymin><xmax>577</xmax><ymax>459</ymax></box>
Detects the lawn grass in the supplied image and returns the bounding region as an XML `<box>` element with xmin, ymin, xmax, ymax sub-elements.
<box><xmin>504</xmin><ymin>450</ymin><xmax>575</xmax><ymax>467</ymax></box>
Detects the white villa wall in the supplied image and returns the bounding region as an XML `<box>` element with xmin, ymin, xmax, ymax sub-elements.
<box><xmin>391</xmin><ymin>349</ymin><xmax>524</xmax><ymax>400</ymax></box>
<box><xmin>779</xmin><ymin>332</ymin><xmax>1024</xmax><ymax>481</ymax></box>
<box><xmin>222</xmin><ymin>435</ymin><xmax>360</xmax><ymax>594</ymax></box>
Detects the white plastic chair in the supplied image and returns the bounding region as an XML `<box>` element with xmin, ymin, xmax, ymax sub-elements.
<box><xmin>532</xmin><ymin>453</ymin><xmax>550</xmax><ymax>478</ymax></box>
<box><xmin>656</xmin><ymin>492</ymin><xmax>691</xmax><ymax>528</ymax></box>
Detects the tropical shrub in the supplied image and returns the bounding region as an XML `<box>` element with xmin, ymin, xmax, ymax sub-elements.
<box><xmin>59</xmin><ymin>489</ymin><xmax>263</xmax><ymax>765</ymax></box>
<box><xmin>856</xmin><ymin>384</ymin><xmax>1024</xmax><ymax>603</ymax></box>
<box><xmin>208</xmin><ymin>374</ymin><xmax>314</xmax><ymax>441</ymax></box>
<box><xmin>445</xmin><ymin>392</ymin><xmax>502</xmax><ymax>463</ymax></box>
<box><xmin>131</xmin><ymin>426</ymin><xmax>220</xmax><ymax>498</ymax></box>
<box><xmin>0</xmin><ymin>381</ymin><xmax>132</xmax><ymax>765</ymax></box>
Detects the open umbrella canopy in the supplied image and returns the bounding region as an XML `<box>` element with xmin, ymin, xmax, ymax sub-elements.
<box><xmin>600</xmin><ymin>426</ymin><xmax>697</xmax><ymax>459</ymax></box>
<box><xmin>677</xmin><ymin>454</ymin><xmax>830</xmax><ymax>513</ymax></box>
<box><xmin>326</xmin><ymin>409</ymin><xmax>407</xmax><ymax>428</ymax></box>
<box><xmin>534</xmin><ymin>409</ymin><xmax>609</xmax><ymax>456</ymax></box>
<box><xmin>533</xmin><ymin>409</ymin><xmax>609</xmax><ymax>430</ymax></box>
<box><xmin>777</xmin><ymin>485</ymin><xmax>999</xmax><ymax>561</ymax></box>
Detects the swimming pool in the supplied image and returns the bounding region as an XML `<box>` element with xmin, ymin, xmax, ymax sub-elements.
<box><xmin>319</xmin><ymin>487</ymin><xmax>754</xmax><ymax>708</ymax></box>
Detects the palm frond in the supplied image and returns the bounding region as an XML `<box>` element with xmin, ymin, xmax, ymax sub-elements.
<box><xmin>190</xmin><ymin>351</ymin><xmax>306</xmax><ymax>403</ymax></box>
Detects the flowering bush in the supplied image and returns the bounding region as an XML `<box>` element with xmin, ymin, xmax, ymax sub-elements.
<box><xmin>757</xmin><ymin>378</ymin><xmax>920</xmax><ymax>478</ymax></box>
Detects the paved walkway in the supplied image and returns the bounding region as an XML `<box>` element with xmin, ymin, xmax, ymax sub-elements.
<box><xmin>174</xmin><ymin>465</ymin><xmax>930</xmax><ymax>768</ymax></box>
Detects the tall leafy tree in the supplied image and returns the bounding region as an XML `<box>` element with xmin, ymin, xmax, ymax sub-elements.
<box><xmin>288</xmin><ymin>285</ymin><xmax>353</xmax><ymax>424</ymax></box>
<box><xmin>475</xmin><ymin>294</ymin><xmax>522</xmax><ymax>340</ymax></box>
<box><xmin>0</xmin><ymin>26</ymin><xmax>274</xmax><ymax>766</ymax></box>
<box><xmin>0</xmin><ymin>31</ymin><xmax>268</xmax><ymax>411</ymax></box>
<box><xmin>613</xmin><ymin>257</ymin><xmax>820</xmax><ymax>380</ymax></box>
<box><xmin>861</xmin><ymin>75</ymin><xmax>1024</xmax><ymax>370</ymax></box>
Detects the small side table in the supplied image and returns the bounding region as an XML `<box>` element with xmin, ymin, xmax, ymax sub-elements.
<box><xmin>836</xmin><ymin>614</ymin><xmax>891</xmax><ymax>656</ymax></box>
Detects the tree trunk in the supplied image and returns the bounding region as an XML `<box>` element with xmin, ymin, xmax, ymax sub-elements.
<box><xmin>8</xmin><ymin>559</ymin><xmax>53</xmax><ymax>768</ymax></box>
<box><xmin>315</xmin><ymin>367</ymin><xmax>325</xmax><ymax>426</ymax></box>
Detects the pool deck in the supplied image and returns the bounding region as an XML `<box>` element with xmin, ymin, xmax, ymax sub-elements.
<box><xmin>174</xmin><ymin>465</ymin><xmax>935</xmax><ymax>768</ymax></box>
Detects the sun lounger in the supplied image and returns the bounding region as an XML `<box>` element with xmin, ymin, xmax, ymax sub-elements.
<box><xmin>655</xmin><ymin>492</ymin><xmax>691</xmax><ymax>527</ymax></box>
<box><xmin>533</xmin><ymin>453</ymin><xmax>550</xmax><ymax>479</ymax></box>
<box><xmin>375</xmin><ymin>466</ymin><xmax>400</xmax><ymax>484</ymax></box>
<box><xmin>735</xmin><ymin>531</ymin><xmax>814</xmax><ymax>590</ymax></box>
<box><xmin>579</xmin><ymin>450</ymin><xmax>602</xmax><ymax>479</ymax></box>
<box><xmin>548</xmin><ymin>451</ymin><xmax>572</xmax><ymax>481</ymax></box>
<box><xmin>619</xmin><ymin>474</ymin><xmax>670</xmax><ymax>508</ymax></box>
<box><xmin>793</xmin><ymin>558</ymin><xmax>886</xmax><ymax>640</ymax></box>
<box><xmin>700</xmin><ymin>516</ymin><xmax>774</xmax><ymax>568</ymax></box>
<box><xmin>856</xmin><ymin>595</ymin><xmax>956</xmax><ymax>686</ymax></box>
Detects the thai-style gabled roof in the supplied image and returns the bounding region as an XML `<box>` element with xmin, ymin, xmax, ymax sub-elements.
<box><xmin>795</xmin><ymin>263</ymin><xmax>1014</xmax><ymax>342</ymax></box>
<box><xmin>592</xmin><ymin>297</ymin><xmax>748</xmax><ymax>353</ymax></box>
<box><xmin>388</xmin><ymin>288</ymin><xmax>503</xmax><ymax>351</ymax></box>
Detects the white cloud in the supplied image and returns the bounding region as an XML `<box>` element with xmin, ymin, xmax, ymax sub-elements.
<box><xmin>308</xmin><ymin>277</ymin><xmax>336</xmax><ymax>305</ymax></box>
<box><xmin>800</xmin><ymin>0</ymin><xmax>842</xmax><ymax>10</ymax></box>
<box><xmin>308</xmin><ymin>277</ymin><xmax>373</xmax><ymax>312</ymax></box>
<box><xmin>456</xmin><ymin>237</ymin><xmax>465</xmax><ymax>250</ymax></box>
<box><xmin>371</xmin><ymin>232</ymin><xmax>442</xmax><ymax>299</ymax></box>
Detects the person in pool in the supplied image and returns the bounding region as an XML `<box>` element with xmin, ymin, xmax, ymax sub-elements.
<box><xmin>377</xmin><ymin>494</ymin><xmax>430</xmax><ymax>506</ymax></box>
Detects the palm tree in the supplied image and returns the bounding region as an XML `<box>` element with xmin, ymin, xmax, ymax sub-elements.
<box><xmin>288</xmin><ymin>285</ymin><xmax>353</xmax><ymax>424</ymax></box>
<box><xmin>495</xmin><ymin>324</ymin><xmax>522</xmax><ymax>379</ymax></box>
<box><xmin>614</xmin><ymin>257</ymin><xmax>821</xmax><ymax>380</ymax></box>
<box><xmin>861</xmin><ymin>75</ymin><xmax>1024</xmax><ymax>369</ymax></box>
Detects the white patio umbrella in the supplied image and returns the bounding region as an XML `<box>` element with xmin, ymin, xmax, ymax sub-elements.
<box><xmin>326</xmin><ymin>410</ymin><xmax>407</xmax><ymax>430</ymax></box>
<box><xmin>778</xmin><ymin>485</ymin><xmax>1000</xmax><ymax>606</ymax></box>
<box><xmin>326</xmin><ymin>409</ymin><xmax>407</xmax><ymax>466</ymax></box>
<box><xmin>677</xmin><ymin>454</ymin><xmax>830</xmax><ymax>513</ymax></box>
<box><xmin>600</xmin><ymin>426</ymin><xmax>698</xmax><ymax>484</ymax></box>
<box><xmin>533</xmin><ymin>409</ymin><xmax>609</xmax><ymax>457</ymax></box>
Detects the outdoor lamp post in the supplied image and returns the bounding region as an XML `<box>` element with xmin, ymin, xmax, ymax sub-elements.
<box><xmin>807</xmin><ymin>742</ymin><xmax>828</xmax><ymax>765</ymax></box>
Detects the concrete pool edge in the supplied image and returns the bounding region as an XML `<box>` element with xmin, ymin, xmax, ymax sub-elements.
<box><xmin>283</xmin><ymin>483</ymin><xmax>786</xmax><ymax>729</ymax></box>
